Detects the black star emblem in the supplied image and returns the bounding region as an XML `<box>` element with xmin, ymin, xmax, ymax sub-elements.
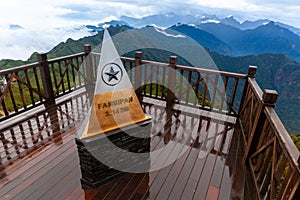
<box><xmin>105</xmin><ymin>66</ymin><xmax>120</xmax><ymax>82</ymax></box>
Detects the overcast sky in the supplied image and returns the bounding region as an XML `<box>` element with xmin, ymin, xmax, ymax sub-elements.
<box><xmin>1</xmin><ymin>0</ymin><xmax>300</xmax><ymax>60</ymax></box>
<box><xmin>1</xmin><ymin>0</ymin><xmax>300</xmax><ymax>28</ymax></box>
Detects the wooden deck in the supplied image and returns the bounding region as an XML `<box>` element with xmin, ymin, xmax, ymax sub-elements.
<box><xmin>84</xmin><ymin>98</ymin><xmax>245</xmax><ymax>200</ymax></box>
<box><xmin>1</xmin><ymin>49</ymin><xmax>299</xmax><ymax>199</ymax></box>
<box><xmin>0</xmin><ymin>88</ymin><xmax>245</xmax><ymax>200</ymax></box>
<box><xmin>0</xmin><ymin>90</ymin><xmax>88</xmax><ymax>199</ymax></box>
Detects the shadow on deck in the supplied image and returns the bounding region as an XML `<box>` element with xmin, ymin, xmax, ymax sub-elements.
<box><xmin>0</xmin><ymin>88</ymin><xmax>246</xmax><ymax>200</ymax></box>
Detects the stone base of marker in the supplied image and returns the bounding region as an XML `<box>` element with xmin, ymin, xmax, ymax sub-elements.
<box><xmin>76</xmin><ymin>119</ymin><xmax>151</xmax><ymax>188</ymax></box>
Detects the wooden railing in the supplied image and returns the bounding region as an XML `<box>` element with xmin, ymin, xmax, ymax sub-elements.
<box><xmin>0</xmin><ymin>47</ymin><xmax>91</xmax><ymax>120</ymax></box>
<box><xmin>0</xmin><ymin>45</ymin><xmax>299</xmax><ymax>199</ymax></box>
<box><xmin>118</xmin><ymin>52</ymin><xmax>247</xmax><ymax>116</ymax></box>
<box><xmin>0</xmin><ymin>45</ymin><xmax>246</xmax><ymax>120</ymax></box>
<box><xmin>238</xmin><ymin>67</ymin><xmax>300</xmax><ymax>199</ymax></box>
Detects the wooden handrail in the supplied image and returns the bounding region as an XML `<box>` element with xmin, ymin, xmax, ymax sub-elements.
<box><xmin>239</xmin><ymin>73</ymin><xmax>300</xmax><ymax>199</ymax></box>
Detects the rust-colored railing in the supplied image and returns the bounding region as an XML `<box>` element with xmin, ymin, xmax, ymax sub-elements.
<box><xmin>238</xmin><ymin>67</ymin><xmax>300</xmax><ymax>199</ymax></box>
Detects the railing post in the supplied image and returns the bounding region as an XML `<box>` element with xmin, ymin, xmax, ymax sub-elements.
<box><xmin>166</xmin><ymin>56</ymin><xmax>177</xmax><ymax>108</ymax></box>
<box><xmin>262</xmin><ymin>89</ymin><xmax>278</xmax><ymax>106</ymax></box>
<box><xmin>134</xmin><ymin>51</ymin><xmax>143</xmax><ymax>102</ymax></box>
<box><xmin>84</xmin><ymin>45</ymin><xmax>95</xmax><ymax>86</ymax></box>
<box><xmin>37</xmin><ymin>53</ymin><xmax>55</xmax><ymax>106</ymax></box>
<box><xmin>243</xmin><ymin>89</ymin><xmax>278</xmax><ymax>162</ymax></box>
<box><xmin>247</xmin><ymin>65</ymin><xmax>257</xmax><ymax>78</ymax></box>
<box><xmin>238</xmin><ymin>66</ymin><xmax>257</xmax><ymax>115</ymax></box>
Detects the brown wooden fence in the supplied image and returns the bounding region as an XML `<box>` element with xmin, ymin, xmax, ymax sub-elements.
<box><xmin>118</xmin><ymin>52</ymin><xmax>247</xmax><ymax>116</ymax></box>
<box><xmin>0</xmin><ymin>47</ymin><xmax>91</xmax><ymax>120</ymax></box>
<box><xmin>238</xmin><ymin>67</ymin><xmax>300</xmax><ymax>199</ymax></box>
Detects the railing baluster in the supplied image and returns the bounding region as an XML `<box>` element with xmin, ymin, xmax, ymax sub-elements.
<box><xmin>210</xmin><ymin>74</ymin><xmax>219</xmax><ymax>110</ymax></box>
<box><xmin>228</xmin><ymin>78</ymin><xmax>239</xmax><ymax>113</ymax></box>
<box><xmin>5</xmin><ymin>74</ymin><xmax>18</xmax><ymax>112</ymax></box>
<box><xmin>178</xmin><ymin>69</ymin><xmax>184</xmax><ymax>103</ymax></box>
<box><xmin>24</xmin><ymin>69</ymin><xmax>35</xmax><ymax>106</ymax></box>
<box><xmin>219</xmin><ymin>76</ymin><xmax>228</xmax><ymax>112</ymax></box>
<box><xmin>71</xmin><ymin>59</ymin><xmax>76</xmax><ymax>89</ymax></box>
<box><xmin>64</xmin><ymin>60</ymin><xmax>71</xmax><ymax>91</ymax></box>
<box><xmin>155</xmin><ymin>65</ymin><xmax>159</xmax><ymax>98</ymax></box>
<box><xmin>76</xmin><ymin>57</ymin><xmax>81</xmax><ymax>86</ymax></box>
<box><xmin>58</xmin><ymin>61</ymin><xmax>65</xmax><ymax>94</ymax></box>
<box><xmin>161</xmin><ymin>66</ymin><xmax>166</xmax><ymax>99</ymax></box>
<box><xmin>185</xmin><ymin>71</ymin><xmax>192</xmax><ymax>104</ymax></box>
<box><xmin>15</xmin><ymin>72</ymin><xmax>26</xmax><ymax>109</ymax></box>
<box><xmin>202</xmin><ymin>74</ymin><xmax>208</xmax><ymax>108</ymax></box>
<box><xmin>0</xmin><ymin>89</ymin><xmax>9</xmax><ymax>116</ymax></box>
<box><xmin>149</xmin><ymin>65</ymin><xmax>153</xmax><ymax>97</ymax></box>
<box><xmin>33</xmin><ymin>67</ymin><xmax>43</xmax><ymax>102</ymax></box>
<box><xmin>193</xmin><ymin>72</ymin><xmax>200</xmax><ymax>105</ymax></box>
<box><xmin>134</xmin><ymin>52</ymin><xmax>142</xmax><ymax>102</ymax></box>
<box><xmin>51</xmin><ymin>63</ymin><xmax>58</xmax><ymax>93</ymax></box>
<box><xmin>143</xmin><ymin>63</ymin><xmax>147</xmax><ymax>96</ymax></box>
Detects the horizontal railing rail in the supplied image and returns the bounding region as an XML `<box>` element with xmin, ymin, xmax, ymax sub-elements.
<box><xmin>239</xmin><ymin>67</ymin><xmax>300</xmax><ymax>200</ymax></box>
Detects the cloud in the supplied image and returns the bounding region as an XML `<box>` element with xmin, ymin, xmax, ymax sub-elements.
<box><xmin>1</xmin><ymin>0</ymin><xmax>300</xmax><ymax>60</ymax></box>
<box><xmin>0</xmin><ymin>25</ymin><xmax>94</xmax><ymax>60</ymax></box>
<box><xmin>1</xmin><ymin>0</ymin><xmax>300</xmax><ymax>28</ymax></box>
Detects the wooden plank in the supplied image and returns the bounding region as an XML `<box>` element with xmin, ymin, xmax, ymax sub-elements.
<box><xmin>143</xmin><ymin>145</ymin><xmax>192</xmax><ymax>200</ymax></box>
<box><xmin>0</xmin><ymin>133</ymin><xmax>76</xmax><ymax>193</ymax></box>
<box><xmin>166</xmin><ymin>148</ymin><xmax>200</xmax><ymax>200</ymax></box>
<box><xmin>115</xmin><ymin>173</ymin><xmax>145</xmax><ymax>200</ymax></box>
<box><xmin>218</xmin><ymin>165</ymin><xmax>232</xmax><ymax>200</ymax></box>
<box><xmin>206</xmin><ymin>186</ymin><xmax>219</xmax><ymax>200</ymax></box>
<box><xmin>0</xmin><ymin>104</ymin><xmax>77</xmax><ymax>163</ymax></box>
<box><xmin>128</xmin><ymin>173</ymin><xmax>149</xmax><ymax>200</ymax></box>
<box><xmin>1</xmin><ymin>144</ymin><xmax>78</xmax><ymax>199</ymax></box>
<box><xmin>156</xmin><ymin>147</ymin><xmax>189</xmax><ymax>199</ymax></box>
<box><xmin>84</xmin><ymin>178</ymin><xmax>118</xmax><ymax>200</ymax></box>
<box><xmin>181</xmin><ymin>152</ymin><xmax>208</xmax><ymax>199</ymax></box>
<box><xmin>65</xmin><ymin>185</ymin><xmax>85</xmax><ymax>200</ymax></box>
<box><xmin>15</xmin><ymin>155</ymin><xmax>80</xmax><ymax>200</ymax></box>
<box><xmin>210</xmin><ymin>156</ymin><xmax>226</xmax><ymax>189</ymax></box>
<box><xmin>0</xmin><ymin>129</ymin><xmax>75</xmax><ymax>178</ymax></box>
<box><xmin>99</xmin><ymin>174</ymin><xmax>135</xmax><ymax>200</ymax></box>
<box><xmin>193</xmin><ymin>154</ymin><xmax>217</xmax><ymax>199</ymax></box>
<box><xmin>41</xmin><ymin>166</ymin><xmax>81</xmax><ymax>200</ymax></box>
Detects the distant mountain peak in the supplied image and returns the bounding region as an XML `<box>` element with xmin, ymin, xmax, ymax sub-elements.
<box><xmin>85</xmin><ymin>20</ymin><xmax>132</xmax><ymax>33</ymax></box>
<box><xmin>9</xmin><ymin>24</ymin><xmax>23</xmax><ymax>30</ymax></box>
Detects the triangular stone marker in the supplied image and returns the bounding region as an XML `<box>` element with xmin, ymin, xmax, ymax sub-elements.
<box><xmin>79</xmin><ymin>29</ymin><xmax>150</xmax><ymax>139</ymax></box>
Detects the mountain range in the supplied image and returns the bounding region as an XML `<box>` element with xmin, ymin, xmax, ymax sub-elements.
<box><xmin>1</xmin><ymin>13</ymin><xmax>300</xmax><ymax>134</ymax></box>
<box><xmin>84</xmin><ymin>13</ymin><xmax>300</xmax><ymax>61</ymax></box>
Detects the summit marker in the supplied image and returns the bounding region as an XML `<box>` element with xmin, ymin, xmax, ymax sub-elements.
<box><xmin>79</xmin><ymin>29</ymin><xmax>150</xmax><ymax>139</ymax></box>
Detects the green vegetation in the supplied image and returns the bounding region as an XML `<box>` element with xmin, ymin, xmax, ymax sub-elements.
<box><xmin>209</xmin><ymin>51</ymin><xmax>300</xmax><ymax>134</ymax></box>
<box><xmin>290</xmin><ymin>134</ymin><xmax>300</xmax><ymax>150</ymax></box>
